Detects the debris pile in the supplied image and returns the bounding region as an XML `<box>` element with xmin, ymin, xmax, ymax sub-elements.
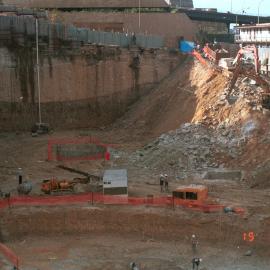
<box><xmin>125</xmin><ymin>59</ymin><xmax>270</xmax><ymax>181</ymax></box>
<box><xmin>223</xmin><ymin>78</ymin><xmax>266</xmax><ymax>112</ymax></box>
<box><xmin>130</xmin><ymin>122</ymin><xmax>247</xmax><ymax>176</ymax></box>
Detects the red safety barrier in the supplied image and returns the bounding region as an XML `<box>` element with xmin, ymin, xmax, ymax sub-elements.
<box><xmin>192</xmin><ymin>50</ymin><xmax>208</xmax><ymax>66</ymax></box>
<box><xmin>0</xmin><ymin>199</ymin><xmax>9</xmax><ymax>210</ymax></box>
<box><xmin>0</xmin><ymin>243</ymin><xmax>19</xmax><ymax>268</ymax></box>
<box><xmin>0</xmin><ymin>193</ymin><xmax>241</xmax><ymax>215</ymax></box>
<box><xmin>47</xmin><ymin>137</ymin><xmax>114</xmax><ymax>161</ymax></box>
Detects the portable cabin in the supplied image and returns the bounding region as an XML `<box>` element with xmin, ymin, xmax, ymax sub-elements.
<box><xmin>103</xmin><ymin>169</ymin><xmax>128</xmax><ymax>196</ymax></box>
<box><xmin>172</xmin><ymin>184</ymin><xmax>208</xmax><ymax>202</ymax></box>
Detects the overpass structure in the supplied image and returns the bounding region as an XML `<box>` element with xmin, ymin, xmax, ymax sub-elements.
<box><xmin>178</xmin><ymin>8</ymin><xmax>270</xmax><ymax>27</ymax></box>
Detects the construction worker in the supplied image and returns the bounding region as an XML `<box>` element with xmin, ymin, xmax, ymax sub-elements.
<box><xmin>159</xmin><ymin>174</ymin><xmax>164</xmax><ymax>192</ymax></box>
<box><xmin>192</xmin><ymin>257</ymin><xmax>202</xmax><ymax>270</ymax></box>
<box><xmin>191</xmin><ymin>234</ymin><xmax>199</xmax><ymax>254</ymax></box>
<box><xmin>17</xmin><ymin>168</ymin><xmax>23</xmax><ymax>185</ymax></box>
<box><xmin>164</xmin><ymin>174</ymin><xmax>169</xmax><ymax>192</ymax></box>
<box><xmin>130</xmin><ymin>262</ymin><xmax>139</xmax><ymax>270</ymax></box>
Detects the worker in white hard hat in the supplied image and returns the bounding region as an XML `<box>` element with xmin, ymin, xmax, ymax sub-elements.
<box><xmin>159</xmin><ymin>174</ymin><xmax>165</xmax><ymax>192</ymax></box>
<box><xmin>191</xmin><ymin>234</ymin><xmax>199</xmax><ymax>254</ymax></box>
<box><xmin>192</xmin><ymin>257</ymin><xmax>202</xmax><ymax>270</ymax></box>
<box><xmin>164</xmin><ymin>174</ymin><xmax>169</xmax><ymax>192</ymax></box>
<box><xmin>130</xmin><ymin>262</ymin><xmax>139</xmax><ymax>270</ymax></box>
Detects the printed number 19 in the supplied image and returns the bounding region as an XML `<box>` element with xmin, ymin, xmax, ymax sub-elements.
<box><xmin>243</xmin><ymin>232</ymin><xmax>255</xmax><ymax>242</ymax></box>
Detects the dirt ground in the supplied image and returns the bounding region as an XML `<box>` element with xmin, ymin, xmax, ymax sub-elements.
<box><xmin>1</xmin><ymin>233</ymin><xmax>269</xmax><ymax>270</ymax></box>
<box><xmin>0</xmin><ymin>58</ymin><xmax>270</xmax><ymax>269</ymax></box>
<box><xmin>0</xmin><ymin>202</ymin><xmax>270</xmax><ymax>270</ymax></box>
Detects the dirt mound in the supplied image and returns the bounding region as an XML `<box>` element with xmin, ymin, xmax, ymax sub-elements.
<box><xmin>117</xmin><ymin>57</ymin><xmax>270</xmax><ymax>180</ymax></box>
<box><xmin>113</xmin><ymin>58</ymin><xmax>197</xmax><ymax>139</ymax></box>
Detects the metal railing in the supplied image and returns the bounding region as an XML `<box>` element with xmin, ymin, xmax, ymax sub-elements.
<box><xmin>0</xmin><ymin>15</ymin><xmax>164</xmax><ymax>49</ymax></box>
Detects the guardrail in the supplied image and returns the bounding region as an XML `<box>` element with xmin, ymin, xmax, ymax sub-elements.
<box><xmin>0</xmin><ymin>15</ymin><xmax>164</xmax><ymax>49</ymax></box>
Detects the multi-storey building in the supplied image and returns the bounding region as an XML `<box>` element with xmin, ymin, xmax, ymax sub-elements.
<box><xmin>235</xmin><ymin>24</ymin><xmax>270</xmax><ymax>74</ymax></box>
<box><xmin>235</xmin><ymin>24</ymin><xmax>270</xmax><ymax>44</ymax></box>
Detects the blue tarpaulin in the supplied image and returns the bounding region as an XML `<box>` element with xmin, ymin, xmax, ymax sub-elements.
<box><xmin>180</xmin><ymin>40</ymin><xmax>195</xmax><ymax>53</ymax></box>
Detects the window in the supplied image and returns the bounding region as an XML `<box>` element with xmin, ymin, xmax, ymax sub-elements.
<box><xmin>186</xmin><ymin>192</ymin><xmax>198</xmax><ymax>200</ymax></box>
<box><xmin>104</xmin><ymin>181</ymin><xmax>111</xmax><ymax>185</ymax></box>
<box><xmin>173</xmin><ymin>191</ymin><xmax>185</xmax><ymax>199</ymax></box>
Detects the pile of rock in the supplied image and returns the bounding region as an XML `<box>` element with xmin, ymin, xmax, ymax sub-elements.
<box><xmin>222</xmin><ymin>78</ymin><xmax>265</xmax><ymax>111</ymax></box>
<box><xmin>130</xmin><ymin>122</ymin><xmax>248</xmax><ymax>175</ymax></box>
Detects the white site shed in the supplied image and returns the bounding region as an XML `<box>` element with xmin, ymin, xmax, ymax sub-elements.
<box><xmin>103</xmin><ymin>169</ymin><xmax>128</xmax><ymax>196</ymax></box>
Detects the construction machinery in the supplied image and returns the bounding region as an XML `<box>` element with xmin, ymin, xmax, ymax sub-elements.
<box><xmin>227</xmin><ymin>46</ymin><xmax>269</xmax><ymax>92</ymax></box>
<box><xmin>57</xmin><ymin>165</ymin><xmax>102</xmax><ymax>183</ymax></box>
<box><xmin>41</xmin><ymin>178</ymin><xmax>77</xmax><ymax>194</ymax></box>
<box><xmin>226</xmin><ymin>45</ymin><xmax>270</xmax><ymax>108</ymax></box>
<box><xmin>203</xmin><ymin>43</ymin><xmax>230</xmax><ymax>65</ymax></box>
<box><xmin>41</xmin><ymin>176</ymin><xmax>94</xmax><ymax>194</ymax></box>
<box><xmin>41</xmin><ymin>166</ymin><xmax>103</xmax><ymax>194</ymax></box>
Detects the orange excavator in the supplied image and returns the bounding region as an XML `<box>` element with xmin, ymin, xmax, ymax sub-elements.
<box><xmin>41</xmin><ymin>165</ymin><xmax>102</xmax><ymax>194</ymax></box>
<box><xmin>41</xmin><ymin>179</ymin><xmax>77</xmax><ymax>194</ymax></box>
<box><xmin>227</xmin><ymin>45</ymin><xmax>270</xmax><ymax>107</ymax></box>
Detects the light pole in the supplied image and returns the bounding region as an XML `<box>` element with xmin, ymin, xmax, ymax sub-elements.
<box><xmin>258</xmin><ymin>0</ymin><xmax>264</xmax><ymax>24</ymax></box>
<box><xmin>139</xmin><ymin>0</ymin><xmax>141</xmax><ymax>29</ymax></box>
<box><xmin>235</xmin><ymin>8</ymin><xmax>250</xmax><ymax>25</ymax></box>
<box><xmin>231</xmin><ymin>0</ymin><xmax>233</xmax><ymax>13</ymax></box>
<box><xmin>35</xmin><ymin>18</ymin><xmax>42</xmax><ymax>124</ymax></box>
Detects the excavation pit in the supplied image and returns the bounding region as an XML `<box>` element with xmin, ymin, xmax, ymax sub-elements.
<box><xmin>0</xmin><ymin>204</ymin><xmax>269</xmax><ymax>270</ymax></box>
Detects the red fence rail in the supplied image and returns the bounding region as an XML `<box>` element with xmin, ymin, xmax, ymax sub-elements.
<box><xmin>47</xmin><ymin>137</ymin><xmax>112</xmax><ymax>161</ymax></box>
<box><xmin>0</xmin><ymin>193</ymin><xmax>228</xmax><ymax>213</ymax></box>
<box><xmin>0</xmin><ymin>193</ymin><xmax>243</xmax><ymax>267</ymax></box>
<box><xmin>0</xmin><ymin>243</ymin><xmax>19</xmax><ymax>269</ymax></box>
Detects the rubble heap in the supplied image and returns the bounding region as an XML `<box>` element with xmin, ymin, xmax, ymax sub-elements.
<box><xmin>130</xmin><ymin>122</ymin><xmax>249</xmax><ymax>176</ymax></box>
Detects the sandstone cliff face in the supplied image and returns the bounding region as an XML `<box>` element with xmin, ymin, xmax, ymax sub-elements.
<box><xmin>0</xmin><ymin>44</ymin><xmax>184</xmax><ymax>130</ymax></box>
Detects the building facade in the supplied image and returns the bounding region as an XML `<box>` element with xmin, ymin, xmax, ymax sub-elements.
<box><xmin>235</xmin><ymin>24</ymin><xmax>270</xmax><ymax>44</ymax></box>
<box><xmin>235</xmin><ymin>24</ymin><xmax>270</xmax><ymax>74</ymax></box>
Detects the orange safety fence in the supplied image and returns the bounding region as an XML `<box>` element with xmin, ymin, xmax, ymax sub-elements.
<box><xmin>0</xmin><ymin>193</ymin><xmax>224</xmax><ymax>211</ymax></box>
<box><xmin>0</xmin><ymin>193</ymin><xmax>244</xmax><ymax>215</ymax></box>
<box><xmin>0</xmin><ymin>243</ymin><xmax>19</xmax><ymax>268</ymax></box>
<box><xmin>0</xmin><ymin>199</ymin><xmax>9</xmax><ymax>209</ymax></box>
<box><xmin>192</xmin><ymin>50</ymin><xmax>208</xmax><ymax>66</ymax></box>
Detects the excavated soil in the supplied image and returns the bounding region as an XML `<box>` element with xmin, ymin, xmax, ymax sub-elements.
<box><xmin>0</xmin><ymin>205</ymin><xmax>270</xmax><ymax>270</ymax></box>
<box><xmin>0</xmin><ymin>57</ymin><xmax>270</xmax><ymax>270</ymax></box>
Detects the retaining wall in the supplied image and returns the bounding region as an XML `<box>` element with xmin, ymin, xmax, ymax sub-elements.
<box><xmin>0</xmin><ymin>41</ymin><xmax>184</xmax><ymax>130</ymax></box>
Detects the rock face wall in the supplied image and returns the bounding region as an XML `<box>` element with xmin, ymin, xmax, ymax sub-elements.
<box><xmin>0</xmin><ymin>43</ymin><xmax>183</xmax><ymax>131</ymax></box>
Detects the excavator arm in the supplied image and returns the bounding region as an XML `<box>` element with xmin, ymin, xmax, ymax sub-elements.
<box><xmin>227</xmin><ymin>45</ymin><xmax>270</xmax><ymax>95</ymax></box>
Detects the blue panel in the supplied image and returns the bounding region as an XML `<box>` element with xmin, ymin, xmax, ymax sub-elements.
<box><xmin>180</xmin><ymin>40</ymin><xmax>195</xmax><ymax>53</ymax></box>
